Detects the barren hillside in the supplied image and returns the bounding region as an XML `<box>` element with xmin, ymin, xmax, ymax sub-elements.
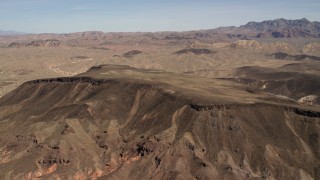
<box><xmin>0</xmin><ymin>18</ymin><xmax>320</xmax><ymax>180</ymax></box>
<box><xmin>0</xmin><ymin>65</ymin><xmax>319</xmax><ymax>179</ymax></box>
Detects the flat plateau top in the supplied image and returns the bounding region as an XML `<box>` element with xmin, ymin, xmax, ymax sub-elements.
<box><xmin>75</xmin><ymin>64</ymin><xmax>317</xmax><ymax>110</ymax></box>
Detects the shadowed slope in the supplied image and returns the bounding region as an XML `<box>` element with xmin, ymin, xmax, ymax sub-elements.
<box><xmin>174</xmin><ymin>48</ymin><xmax>214</xmax><ymax>55</ymax></box>
<box><xmin>233</xmin><ymin>66</ymin><xmax>320</xmax><ymax>105</ymax></box>
<box><xmin>271</xmin><ymin>52</ymin><xmax>320</xmax><ymax>61</ymax></box>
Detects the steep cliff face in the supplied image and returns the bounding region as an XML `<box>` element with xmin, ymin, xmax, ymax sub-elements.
<box><xmin>0</xmin><ymin>75</ymin><xmax>319</xmax><ymax>179</ymax></box>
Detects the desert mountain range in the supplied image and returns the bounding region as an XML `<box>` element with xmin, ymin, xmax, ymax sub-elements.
<box><xmin>0</xmin><ymin>18</ymin><xmax>319</xmax><ymax>179</ymax></box>
<box><xmin>214</xmin><ymin>18</ymin><xmax>320</xmax><ymax>38</ymax></box>
<box><xmin>0</xmin><ymin>30</ymin><xmax>26</xmax><ymax>36</ymax></box>
<box><xmin>1</xmin><ymin>18</ymin><xmax>319</xmax><ymax>39</ymax></box>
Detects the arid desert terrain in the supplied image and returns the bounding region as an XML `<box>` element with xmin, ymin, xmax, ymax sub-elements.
<box><xmin>0</xmin><ymin>18</ymin><xmax>319</xmax><ymax>179</ymax></box>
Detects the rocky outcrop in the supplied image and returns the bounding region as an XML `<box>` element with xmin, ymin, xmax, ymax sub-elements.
<box><xmin>230</xmin><ymin>40</ymin><xmax>263</xmax><ymax>50</ymax></box>
<box><xmin>264</xmin><ymin>41</ymin><xmax>296</xmax><ymax>53</ymax></box>
<box><xmin>298</xmin><ymin>95</ymin><xmax>318</xmax><ymax>105</ymax></box>
<box><xmin>7</xmin><ymin>39</ymin><xmax>61</xmax><ymax>48</ymax></box>
<box><xmin>7</xmin><ymin>42</ymin><xmax>23</xmax><ymax>48</ymax></box>
<box><xmin>26</xmin><ymin>39</ymin><xmax>61</xmax><ymax>47</ymax></box>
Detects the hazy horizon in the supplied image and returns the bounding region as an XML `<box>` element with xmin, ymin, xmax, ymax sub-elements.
<box><xmin>1</xmin><ymin>0</ymin><xmax>320</xmax><ymax>34</ymax></box>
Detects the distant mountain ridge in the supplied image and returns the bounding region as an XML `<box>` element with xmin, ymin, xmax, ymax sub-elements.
<box><xmin>1</xmin><ymin>18</ymin><xmax>319</xmax><ymax>47</ymax></box>
<box><xmin>0</xmin><ymin>30</ymin><xmax>26</xmax><ymax>36</ymax></box>
<box><xmin>242</xmin><ymin>18</ymin><xmax>319</xmax><ymax>31</ymax></box>
<box><xmin>213</xmin><ymin>18</ymin><xmax>320</xmax><ymax>38</ymax></box>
